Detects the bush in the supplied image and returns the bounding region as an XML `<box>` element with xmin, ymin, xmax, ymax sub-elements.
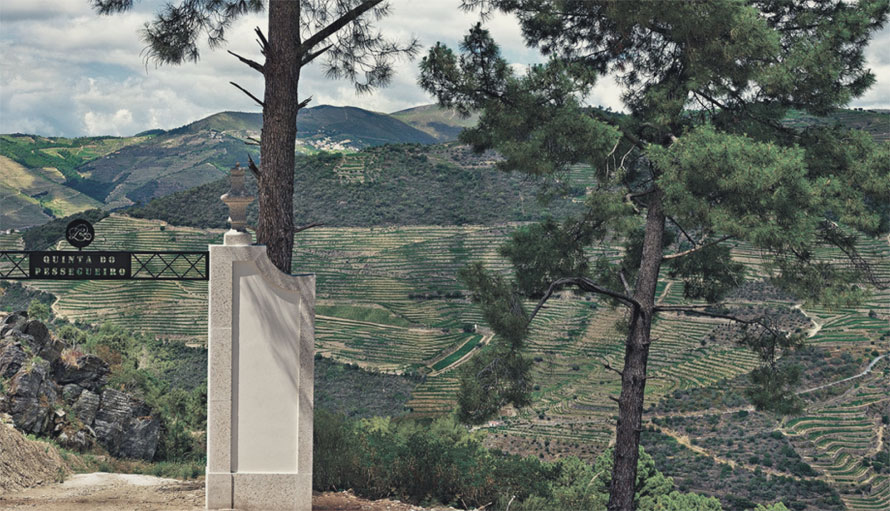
<box><xmin>28</xmin><ymin>300</ymin><xmax>52</xmax><ymax>322</ymax></box>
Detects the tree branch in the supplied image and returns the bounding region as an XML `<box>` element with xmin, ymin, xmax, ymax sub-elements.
<box><xmin>529</xmin><ymin>277</ymin><xmax>640</xmax><ymax>325</ymax></box>
<box><xmin>662</xmin><ymin>235</ymin><xmax>732</xmax><ymax>261</ymax></box>
<box><xmin>603</xmin><ymin>362</ymin><xmax>623</xmax><ymax>377</ymax></box>
<box><xmin>301</xmin><ymin>44</ymin><xmax>333</xmax><ymax>67</ymax></box>
<box><xmin>254</xmin><ymin>26</ymin><xmax>269</xmax><ymax>56</ymax></box>
<box><xmin>666</xmin><ymin>215</ymin><xmax>697</xmax><ymax>248</ymax></box>
<box><xmin>230</xmin><ymin>81</ymin><xmax>264</xmax><ymax>108</ymax></box>
<box><xmin>619</xmin><ymin>270</ymin><xmax>632</xmax><ymax>296</ymax></box>
<box><xmin>298</xmin><ymin>0</ymin><xmax>385</xmax><ymax>56</ymax></box>
<box><xmin>297</xmin><ymin>96</ymin><xmax>312</xmax><ymax>111</ymax></box>
<box><xmin>294</xmin><ymin>222</ymin><xmax>323</xmax><ymax>234</ymax></box>
<box><xmin>228</xmin><ymin>50</ymin><xmax>264</xmax><ymax>74</ymax></box>
<box><xmin>653</xmin><ymin>305</ymin><xmax>784</xmax><ymax>338</ymax></box>
<box><xmin>247</xmin><ymin>154</ymin><xmax>260</xmax><ymax>177</ymax></box>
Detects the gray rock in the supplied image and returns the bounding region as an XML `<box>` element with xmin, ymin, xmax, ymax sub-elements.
<box><xmin>7</xmin><ymin>360</ymin><xmax>59</xmax><ymax>435</ymax></box>
<box><xmin>22</xmin><ymin>320</ymin><xmax>49</xmax><ymax>346</ymax></box>
<box><xmin>61</xmin><ymin>383</ymin><xmax>84</xmax><ymax>403</ymax></box>
<box><xmin>93</xmin><ymin>389</ymin><xmax>159</xmax><ymax>460</ymax></box>
<box><xmin>58</xmin><ymin>427</ymin><xmax>95</xmax><ymax>451</ymax></box>
<box><xmin>0</xmin><ymin>311</ymin><xmax>27</xmax><ymax>337</ymax></box>
<box><xmin>0</xmin><ymin>340</ymin><xmax>27</xmax><ymax>379</ymax></box>
<box><xmin>93</xmin><ymin>389</ymin><xmax>128</xmax><ymax>452</ymax></box>
<box><xmin>119</xmin><ymin>416</ymin><xmax>160</xmax><ymax>461</ymax></box>
<box><xmin>72</xmin><ymin>389</ymin><xmax>100</xmax><ymax>426</ymax></box>
<box><xmin>2</xmin><ymin>329</ymin><xmax>34</xmax><ymax>349</ymax></box>
<box><xmin>18</xmin><ymin>321</ymin><xmax>64</xmax><ymax>364</ymax></box>
<box><xmin>54</xmin><ymin>354</ymin><xmax>109</xmax><ymax>393</ymax></box>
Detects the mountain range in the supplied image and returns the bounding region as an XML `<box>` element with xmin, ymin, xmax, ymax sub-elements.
<box><xmin>0</xmin><ymin>104</ymin><xmax>466</xmax><ymax>230</ymax></box>
<box><xmin>2</xmin><ymin>105</ymin><xmax>887</xmax><ymax>231</ymax></box>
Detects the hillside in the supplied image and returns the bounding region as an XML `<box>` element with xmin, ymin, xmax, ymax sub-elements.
<box><xmin>3</xmin><ymin>107</ymin><xmax>886</xmax><ymax>232</ymax></box>
<box><xmin>73</xmin><ymin>130</ymin><xmax>252</xmax><ymax>209</ymax></box>
<box><xmin>126</xmin><ymin>143</ymin><xmax>582</xmax><ymax>228</ymax></box>
<box><xmin>3</xmin><ymin>216</ymin><xmax>887</xmax><ymax>510</ymax></box>
<box><xmin>0</xmin><ymin>134</ymin><xmax>148</xmax><ymax>229</ymax></box>
<box><xmin>171</xmin><ymin>105</ymin><xmax>437</xmax><ymax>149</ymax></box>
<box><xmin>390</xmin><ymin>104</ymin><xmax>480</xmax><ymax>142</ymax></box>
<box><xmin>0</xmin><ymin>105</ymin><xmax>439</xmax><ymax>230</ymax></box>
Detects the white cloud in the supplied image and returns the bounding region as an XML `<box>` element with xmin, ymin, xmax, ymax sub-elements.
<box><xmin>83</xmin><ymin>107</ymin><xmax>133</xmax><ymax>136</ymax></box>
<box><xmin>0</xmin><ymin>1</ymin><xmax>887</xmax><ymax>136</ymax></box>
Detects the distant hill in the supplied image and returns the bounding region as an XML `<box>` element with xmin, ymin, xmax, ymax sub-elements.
<box><xmin>127</xmin><ymin>143</ymin><xmax>584</xmax><ymax>228</ymax></box>
<box><xmin>391</xmin><ymin>104</ymin><xmax>479</xmax><ymax>142</ymax></box>
<box><xmin>2</xmin><ymin>106</ymin><xmax>886</xmax><ymax>231</ymax></box>
<box><xmin>783</xmin><ymin>108</ymin><xmax>890</xmax><ymax>141</ymax></box>
<box><xmin>0</xmin><ymin>135</ymin><xmax>143</xmax><ymax>229</ymax></box>
<box><xmin>171</xmin><ymin>105</ymin><xmax>437</xmax><ymax>149</ymax></box>
<box><xmin>0</xmin><ymin>106</ymin><xmax>438</xmax><ymax>229</ymax></box>
<box><xmin>74</xmin><ymin>130</ymin><xmax>253</xmax><ymax>209</ymax></box>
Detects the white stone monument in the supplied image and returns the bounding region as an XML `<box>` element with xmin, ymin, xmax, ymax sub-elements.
<box><xmin>206</xmin><ymin>164</ymin><xmax>314</xmax><ymax>510</ymax></box>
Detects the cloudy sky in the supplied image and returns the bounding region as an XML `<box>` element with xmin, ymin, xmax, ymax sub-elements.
<box><xmin>1</xmin><ymin>0</ymin><xmax>888</xmax><ymax>137</ymax></box>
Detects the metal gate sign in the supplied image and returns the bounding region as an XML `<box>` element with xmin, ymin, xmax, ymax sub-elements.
<box><xmin>29</xmin><ymin>251</ymin><xmax>131</xmax><ymax>279</ymax></box>
<box><xmin>1</xmin><ymin>219</ymin><xmax>208</xmax><ymax>281</ymax></box>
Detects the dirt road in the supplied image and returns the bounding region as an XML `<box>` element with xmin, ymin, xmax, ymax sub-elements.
<box><xmin>0</xmin><ymin>474</ymin><xmax>453</xmax><ymax>511</ymax></box>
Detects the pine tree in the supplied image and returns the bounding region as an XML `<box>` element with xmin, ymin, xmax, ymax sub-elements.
<box><xmin>420</xmin><ymin>2</ymin><xmax>890</xmax><ymax>510</ymax></box>
<box><xmin>92</xmin><ymin>0</ymin><xmax>418</xmax><ymax>272</ymax></box>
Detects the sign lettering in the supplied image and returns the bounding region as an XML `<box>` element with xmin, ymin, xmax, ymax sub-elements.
<box><xmin>29</xmin><ymin>251</ymin><xmax>131</xmax><ymax>280</ymax></box>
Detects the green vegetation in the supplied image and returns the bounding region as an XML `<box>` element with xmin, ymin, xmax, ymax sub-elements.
<box><xmin>432</xmin><ymin>335</ymin><xmax>483</xmax><ymax>371</ymax></box>
<box><xmin>315</xmin><ymin>411</ymin><xmax>728</xmax><ymax>510</ymax></box>
<box><xmin>127</xmin><ymin>143</ymin><xmax>585</xmax><ymax>229</ymax></box>
<box><xmin>0</xmin><ymin>281</ymin><xmax>55</xmax><ymax>312</ymax></box>
<box><xmin>640</xmin><ymin>429</ymin><xmax>842</xmax><ymax>511</ymax></box>
<box><xmin>314</xmin><ymin>356</ymin><xmax>419</xmax><ymax>419</ymax></box>
<box><xmin>0</xmin><ymin>134</ymin><xmax>148</xmax><ymax>183</ymax></box>
<box><xmin>21</xmin><ymin>209</ymin><xmax>109</xmax><ymax>250</ymax></box>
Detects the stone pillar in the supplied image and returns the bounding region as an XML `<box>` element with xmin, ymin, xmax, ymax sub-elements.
<box><xmin>207</xmin><ymin>167</ymin><xmax>314</xmax><ymax>510</ymax></box>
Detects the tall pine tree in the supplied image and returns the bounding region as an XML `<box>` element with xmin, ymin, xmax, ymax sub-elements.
<box><xmin>93</xmin><ymin>0</ymin><xmax>417</xmax><ymax>272</ymax></box>
<box><xmin>420</xmin><ymin>2</ymin><xmax>890</xmax><ymax>509</ymax></box>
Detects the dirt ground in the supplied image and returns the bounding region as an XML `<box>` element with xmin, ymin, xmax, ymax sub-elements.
<box><xmin>0</xmin><ymin>420</ymin><xmax>452</xmax><ymax>511</ymax></box>
<box><xmin>0</xmin><ymin>421</ymin><xmax>70</xmax><ymax>494</ymax></box>
<box><xmin>0</xmin><ymin>474</ymin><xmax>454</xmax><ymax>511</ymax></box>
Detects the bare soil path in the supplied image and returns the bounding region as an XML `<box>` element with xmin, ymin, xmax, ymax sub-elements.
<box><xmin>0</xmin><ymin>473</ymin><xmax>204</xmax><ymax>510</ymax></box>
<box><xmin>0</xmin><ymin>476</ymin><xmax>456</xmax><ymax>511</ymax></box>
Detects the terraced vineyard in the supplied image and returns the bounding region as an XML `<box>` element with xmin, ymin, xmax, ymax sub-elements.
<box><xmin>782</xmin><ymin>357</ymin><xmax>890</xmax><ymax>511</ymax></box>
<box><xmin>2</xmin><ymin>216</ymin><xmax>887</xmax><ymax>509</ymax></box>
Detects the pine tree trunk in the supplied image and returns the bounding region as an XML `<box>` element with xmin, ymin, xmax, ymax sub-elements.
<box><xmin>257</xmin><ymin>0</ymin><xmax>300</xmax><ymax>273</ymax></box>
<box><xmin>607</xmin><ymin>191</ymin><xmax>665</xmax><ymax>511</ymax></box>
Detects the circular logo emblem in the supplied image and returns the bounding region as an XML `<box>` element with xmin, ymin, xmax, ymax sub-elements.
<box><xmin>65</xmin><ymin>219</ymin><xmax>95</xmax><ymax>249</ymax></box>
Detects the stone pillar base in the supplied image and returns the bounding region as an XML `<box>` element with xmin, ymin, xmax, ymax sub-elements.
<box><xmin>206</xmin><ymin>243</ymin><xmax>314</xmax><ymax>511</ymax></box>
<box><xmin>207</xmin><ymin>472</ymin><xmax>312</xmax><ymax>510</ymax></box>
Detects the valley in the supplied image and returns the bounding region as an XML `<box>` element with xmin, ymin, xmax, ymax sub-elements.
<box><xmin>2</xmin><ymin>211</ymin><xmax>886</xmax><ymax>511</ymax></box>
<box><xmin>1</xmin><ymin>105</ymin><xmax>888</xmax><ymax>510</ymax></box>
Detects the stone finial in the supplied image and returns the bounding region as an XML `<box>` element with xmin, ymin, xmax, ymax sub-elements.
<box><xmin>220</xmin><ymin>163</ymin><xmax>254</xmax><ymax>245</ymax></box>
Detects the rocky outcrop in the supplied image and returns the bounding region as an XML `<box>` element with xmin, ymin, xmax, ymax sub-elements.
<box><xmin>93</xmin><ymin>389</ymin><xmax>160</xmax><ymax>460</ymax></box>
<box><xmin>6</xmin><ymin>359</ymin><xmax>59</xmax><ymax>435</ymax></box>
<box><xmin>0</xmin><ymin>312</ymin><xmax>28</xmax><ymax>337</ymax></box>
<box><xmin>54</xmin><ymin>354</ymin><xmax>109</xmax><ymax>392</ymax></box>
<box><xmin>0</xmin><ymin>313</ymin><xmax>159</xmax><ymax>461</ymax></box>
<box><xmin>0</xmin><ymin>340</ymin><xmax>27</xmax><ymax>378</ymax></box>
<box><xmin>23</xmin><ymin>320</ymin><xmax>64</xmax><ymax>364</ymax></box>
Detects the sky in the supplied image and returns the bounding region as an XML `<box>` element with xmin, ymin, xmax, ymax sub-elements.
<box><xmin>1</xmin><ymin>0</ymin><xmax>888</xmax><ymax>138</ymax></box>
